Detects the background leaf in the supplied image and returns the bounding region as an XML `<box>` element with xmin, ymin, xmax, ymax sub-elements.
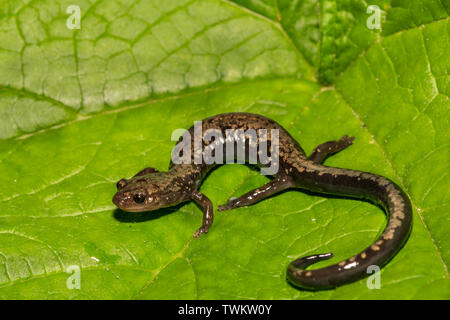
<box><xmin>0</xmin><ymin>0</ymin><xmax>448</xmax><ymax>299</ymax></box>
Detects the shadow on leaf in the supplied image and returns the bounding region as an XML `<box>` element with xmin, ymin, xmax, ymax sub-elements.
<box><xmin>113</xmin><ymin>202</ymin><xmax>188</xmax><ymax>223</ymax></box>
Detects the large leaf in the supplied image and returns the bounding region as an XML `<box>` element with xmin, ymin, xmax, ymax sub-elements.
<box><xmin>0</xmin><ymin>0</ymin><xmax>448</xmax><ymax>299</ymax></box>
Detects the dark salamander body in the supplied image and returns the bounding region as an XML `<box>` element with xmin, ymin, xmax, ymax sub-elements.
<box><xmin>113</xmin><ymin>113</ymin><xmax>413</xmax><ymax>290</ymax></box>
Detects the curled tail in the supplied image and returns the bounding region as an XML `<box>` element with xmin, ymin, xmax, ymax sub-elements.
<box><xmin>287</xmin><ymin>165</ymin><xmax>413</xmax><ymax>290</ymax></box>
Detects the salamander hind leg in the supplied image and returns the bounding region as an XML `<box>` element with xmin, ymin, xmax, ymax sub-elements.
<box><xmin>308</xmin><ymin>135</ymin><xmax>355</xmax><ymax>164</ymax></box>
<box><xmin>217</xmin><ymin>174</ymin><xmax>294</xmax><ymax>212</ymax></box>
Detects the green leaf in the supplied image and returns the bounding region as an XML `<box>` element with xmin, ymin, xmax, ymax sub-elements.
<box><xmin>0</xmin><ymin>0</ymin><xmax>448</xmax><ymax>299</ymax></box>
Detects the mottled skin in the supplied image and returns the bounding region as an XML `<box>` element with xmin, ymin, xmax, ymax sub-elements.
<box><xmin>113</xmin><ymin>113</ymin><xmax>413</xmax><ymax>290</ymax></box>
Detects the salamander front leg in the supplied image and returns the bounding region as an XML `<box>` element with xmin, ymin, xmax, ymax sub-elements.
<box><xmin>308</xmin><ymin>135</ymin><xmax>355</xmax><ymax>164</ymax></box>
<box><xmin>218</xmin><ymin>174</ymin><xmax>294</xmax><ymax>212</ymax></box>
<box><xmin>191</xmin><ymin>190</ymin><xmax>214</xmax><ymax>238</ymax></box>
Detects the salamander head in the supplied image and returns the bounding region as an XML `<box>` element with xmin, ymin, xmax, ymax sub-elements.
<box><xmin>112</xmin><ymin>170</ymin><xmax>185</xmax><ymax>212</ymax></box>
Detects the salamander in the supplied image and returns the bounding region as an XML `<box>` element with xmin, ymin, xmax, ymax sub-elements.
<box><xmin>112</xmin><ymin>112</ymin><xmax>412</xmax><ymax>290</ymax></box>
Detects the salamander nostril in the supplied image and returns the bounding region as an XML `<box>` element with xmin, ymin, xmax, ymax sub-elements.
<box><xmin>112</xmin><ymin>192</ymin><xmax>122</xmax><ymax>207</ymax></box>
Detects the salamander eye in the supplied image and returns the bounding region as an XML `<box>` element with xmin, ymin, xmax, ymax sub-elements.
<box><xmin>133</xmin><ymin>192</ymin><xmax>146</xmax><ymax>204</ymax></box>
<box><xmin>117</xmin><ymin>179</ymin><xmax>127</xmax><ymax>190</ymax></box>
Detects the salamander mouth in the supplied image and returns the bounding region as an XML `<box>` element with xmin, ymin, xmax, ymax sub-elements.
<box><xmin>115</xmin><ymin>206</ymin><xmax>147</xmax><ymax>213</ymax></box>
